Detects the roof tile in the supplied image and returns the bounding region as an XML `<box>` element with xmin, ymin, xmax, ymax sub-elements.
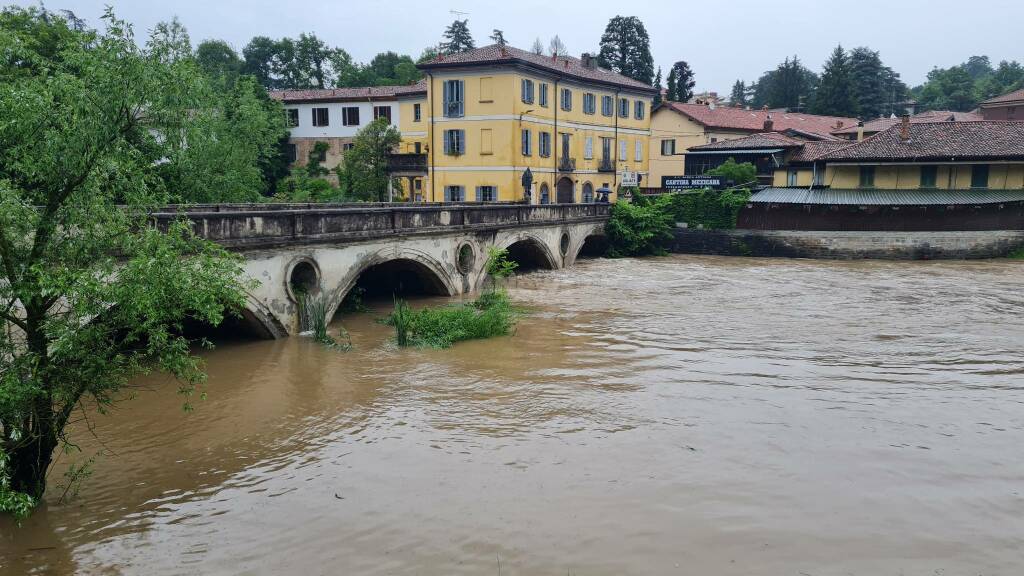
<box><xmin>661</xmin><ymin>102</ymin><xmax>856</xmax><ymax>137</ymax></box>
<box><xmin>270</xmin><ymin>79</ymin><xmax>427</xmax><ymax>103</ymax></box>
<box><xmin>820</xmin><ymin>120</ymin><xmax>1024</xmax><ymax>161</ymax></box>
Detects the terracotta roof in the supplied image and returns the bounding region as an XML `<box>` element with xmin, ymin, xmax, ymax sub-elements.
<box><xmin>270</xmin><ymin>80</ymin><xmax>426</xmax><ymax>103</ymax></box>
<box><xmin>832</xmin><ymin>110</ymin><xmax>983</xmax><ymax>136</ymax></box>
<box><xmin>688</xmin><ymin>132</ymin><xmax>804</xmax><ymax>151</ymax></box>
<box><xmin>819</xmin><ymin>121</ymin><xmax>1024</xmax><ymax>161</ymax></box>
<box><xmin>789</xmin><ymin>140</ymin><xmax>857</xmax><ymax>163</ymax></box>
<box><xmin>981</xmin><ymin>88</ymin><xmax>1024</xmax><ymax>106</ymax></box>
<box><xmin>660</xmin><ymin>102</ymin><xmax>856</xmax><ymax>137</ymax></box>
<box><xmin>417</xmin><ymin>44</ymin><xmax>656</xmax><ymax>93</ymax></box>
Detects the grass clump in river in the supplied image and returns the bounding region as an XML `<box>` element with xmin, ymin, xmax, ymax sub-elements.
<box><xmin>384</xmin><ymin>291</ymin><xmax>516</xmax><ymax>348</ymax></box>
<box><xmin>298</xmin><ymin>289</ymin><xmax>351</xmax><ymax>350</ymax></box>
<box><xmin>1006</xmin><ymin>246</ymin><xmax>1024</xmax><ymax>259</ymax></box>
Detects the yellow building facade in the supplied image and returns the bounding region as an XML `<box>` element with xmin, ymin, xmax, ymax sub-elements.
<box><xmin>417</xmin><ymin>46</ymin><xmax>657</xmax><ymax>203</ymax></box>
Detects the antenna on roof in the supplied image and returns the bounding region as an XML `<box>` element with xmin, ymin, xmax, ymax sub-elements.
<box><xmin>450</xmin><ymin>9</ymin><xmax>469</xmax><ymax>16</ymax></box>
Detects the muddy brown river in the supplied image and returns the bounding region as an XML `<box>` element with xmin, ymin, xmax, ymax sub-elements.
<box><xmin>3</xmin><ymin>255</ymin><xmax>1024</xmax><ymax>575</ymax></box>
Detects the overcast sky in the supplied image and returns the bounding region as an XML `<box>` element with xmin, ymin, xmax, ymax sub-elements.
<box><xmin>13</xmin><ymin>0</ymin><xmax>1023</xmax><ymax>91</ymax></box>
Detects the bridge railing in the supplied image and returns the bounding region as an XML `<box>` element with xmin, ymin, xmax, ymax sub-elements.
<box><xmin>150</xmin><ymin>203</ymin><xmax>610</xmax><ymax>248</ymax></box>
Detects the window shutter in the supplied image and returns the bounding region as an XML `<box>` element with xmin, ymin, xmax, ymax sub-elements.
<box><xmin>492</xmin><ymin>186</ymin><xmax>497</xmax><ymax>202</ymax></box>
<box><xmin>475</xmin><ymin>186</ymin><xmax>482</xmax><ymax>202</ymax></box>
<box><xmin>444</xmin><ymin>187</ymin><xmax>451</xmax><ymax>202</ymax></box>
<box><xmin>635</xmin><ymin>141</ymin><xmax>642</xmax><ymax>162</ymax></box>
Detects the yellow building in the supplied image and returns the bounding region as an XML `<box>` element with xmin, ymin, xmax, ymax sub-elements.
<box><xmin>417</xmin><ymin>45</ymin><xmax>658</xmax><ymax>203</ymax></box>
<box><xmin>649</xmin><ymin>102</ymin><xmax>855</xmax><ymax>189</ymax></box>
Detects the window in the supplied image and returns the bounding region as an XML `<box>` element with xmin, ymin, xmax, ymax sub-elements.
<box><xmin>539</xmin><ymin>132</ymin><xmax>551</xmax><ymax>158</ymax></box>
<box><xmin>342</xmin><ymin>107</ymin><xmax>359</xmax><ymax>126</ymax></box>
<box><xmin>342</xmin><ymin>143</ymin><xmax>354</xmax><ymax>152</ymax></box>
<box><xmin>444</xmin><ymin>185</ymin><xmax>464</xmax><ymax>202</ymax></box>
<box><xmin>601</xmin><ymin>95</ymin><xmax>613</xmax><ymax>116</ymax></box>
<box><xmin>583</xmin><ymin>93</ymin><xmax>596</xmax><ymax>114</ymax></box>
<box><xmin>634</xmin><ymin>100</ymin><xmax>645</xmax><ymax>120</ymax></box>
<box><xmin>561</xmin><ymin>132</ymin><xmax>571</xmax><ymax>159</ymax></box>
<box><xmin>443</xmin><ymin>129</ymin><xmax>465</xmax><ymax>155</ymax></box>
<box><xmin>480</xmin><ymin>128</ymin><xmax>493</xmax><ymax>155</ymax></box>
<box><xmin>539</xmin><ymin>83</ymin><xmax>549</xmax><ymax>107</ymax></box>
<box><xmin>373</xmin><ymin>105</ymin><xmax>392</xmax><ymax>123</ymax></box>
<box><xmin>710</xmin><ymin>137</ymin><xmax>718</xmax><ymax>143</ymax></box>
<box><xmin>285</xmin><ymin>143</ymin><xmax>297</xmax><ymax>163</ymax></box>
<box><xmin>312</xmin><ymin>107</ymin><xmax>329</xmax><ymax>127</ymax></box>
<box><xmin>619</xmin><ymin>98</ymin><xmax>629</xmax><ymax>118</ymax></box>
<box><xmin>582</xmin><ymin>182</ymin><xmax>594</xmax><ymax>203</ymax></box>
<box><xmin>413</xmin><ymin>103</ymin><xmax>422</xmax><ymax>122</ymax></box>
<box><xmin>584</xmin><ymin>137</ymin><xmax>594</xmax><ymax>160</ymax></box>
<box><xmin>661</xmin><ymin>139</ymin><xmax>676</xmax><ymax>156</ymax></box>
<box><xmin>635</xmin><ymin>140</ymin><xmax>642</xmax><ymax>162</ymax></box>
<box><xmin>971</xmin><ymin>164</ymin><xmax>989</xmax><ymax>188</ymax></box>
<box><xmin>619</xmin><ymin>139</ymin><xmax>627</xmax><ymax>161</ymax></box>
<box><xmin>521</xmin><ymin>129</ymin><xmax>532</xmax><ymax>156</ymax></box>
<box><xmin>540</xmin><ymin>183</ymin><xmax>550</xmax><ymax>204</ymax></box>
<box><xmin>787</xmin><ymin>169</ymin><xmax>798</xmax><ymax>186</ymax></box>
<box><xmin>315</xmin><ymin>145</ymin><xmax>327</xmax><ymax>162</ymax></box>
<box><xmin>920</xmin><ymin>165</ymin><xmax>937</xmax><ymax>188</ymax></box>
<box><xmin>560</xmin><ymin>88</ymin><xmax>572</xmax><ymax>111</ymax></box>
<box><xmin>601</xmin><ymin>137</ymin><xmax>613</xmax><ymax>162</ymax></box>
<box><xmin>414</xmin><ymin>142</ymin><xmax>422</xmax><ymax>154</ymax></box>
<box><xmin>521</xmin><ymin>79</ymin><xmax>534</xmax><ymax>104</ymax></box>
<box><xmin>443</xmin><ymin>79</ymin><xmax>464</xmax><ymax>118</ymax></box>
<box><xmin>859</xmin><ymin>166</ymin><xmax>875</xmax><ymax>188</ymax></box>
<box><xmin>286</xmin><ymin>109</ymin><xmax>299</xmax><ymax>127</ymax></box>
<box><xmin>480</xmin><ymin>77</ymin><xmax>493</xmax><ymax>102</ymax></box>
<box><xmin>476</xmin><ymin>185</ymin><xmax>497</xmax><ymax>202</ymax></box>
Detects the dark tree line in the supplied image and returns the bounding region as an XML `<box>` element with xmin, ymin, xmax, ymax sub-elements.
<box><xmin>914</xmin><ymin>55</ymin><xmax>1024</xmax><ymax>112</ymax></box>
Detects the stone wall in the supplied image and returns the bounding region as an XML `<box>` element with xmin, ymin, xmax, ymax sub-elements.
<box><xmin>671</xmin><ymin>228</ymin><xmax>1024</xmax><ymax>260</ymax></box>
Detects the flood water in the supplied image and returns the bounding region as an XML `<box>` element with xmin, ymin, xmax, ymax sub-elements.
<box><xmin>3</xmin><ymin>255</ymin><xmax>1024</xmax><ymax>575</ymax></box>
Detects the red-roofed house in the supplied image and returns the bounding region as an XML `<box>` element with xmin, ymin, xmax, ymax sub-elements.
<box><xmin>649</xmin><ymin>101</ymin><xmax>855</xmax><ymax>188</ymax></box>
<box><xmin>979</xmin><ymin>87</ymin><xmax>1024</xmax><ymax>121</ymax></box>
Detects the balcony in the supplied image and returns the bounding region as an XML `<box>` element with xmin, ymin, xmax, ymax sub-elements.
<box><xmin>558</xmin><ymin>157</ymin><xmax>576</xmax><ymax>172</ymax></box>
<box><xmin>598</xmin><ymin>158</ymin><xmax>616</xmax><ymax>173</ymax></box>
<box><xmin>387</xmin><ymin>153</ymin><xmax>428</xmax><ymax>175</ymax></box>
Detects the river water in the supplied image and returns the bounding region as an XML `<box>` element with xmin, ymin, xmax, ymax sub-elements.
<box><xmin>3</xmin><ymin>255</ymin><xmax>1024</xmax><ymax>575</ymax></box>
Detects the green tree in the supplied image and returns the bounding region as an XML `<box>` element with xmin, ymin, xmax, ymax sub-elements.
<box><xmin>979</xmin><ymin>60</ymin><xmax>1024</xmax><ymax>99</ymax></box>
<box><xmin>367</xmin><ymin>51</ymin><xmax>420</xmax><ymax>85</ymax></box>
<box><xmin>752</xmin><ymin>56</ymin><xmax>817</xmax><ymax>111</ymax></box>
<box><xmin>490</xmin><ymin>29</ymin><xmax>506</xmax><ymax>47</ymax></box>
<box><xmin>812</xmin><ymin>45</ymin><xmax>857</xmax><ymax>117</ymax></box>
<box><xmin>666</xmin><ymin>61</ymin><xmax>695</xmax><ymax>102</ymax></box>
<box><xmin>653</xmin><ymin>67</ymin><xmax>664</xmax><ymax>107</ymax></box>
<box><xmin>848</xmin><ymin>47</ymin><xmax>906</xmax><ymax>118</ymax></box>
<box><xmin>417</xmin><ymin>45</ymin><xmax>440</xmax><ymax>64</ymax></box>
<box><xmin>241</xmin><ymin>35</ymin><xmax>278</xmax><ymax>88</ymax></box>
<box><xmin>195</xmin><ymin>39</ymin><xmax>242</xmax><ymax>81</ymax></box>
<box><xmin>917</xmin><ymin>65</ymin><xmax>977</xmax><ymax>111</ymax></box>
<box><xmin>596</xmin><ymin>16</ymin><xmax>654</xmax><ymax>85</ymax></box>
<box><xmin>440</xmin><ymin>19</ymin><xmax>475</xmax><ymax>55</ymax></box>
<box><xmin>729</xmin><ymin>79</ymin><xmax>746</xmax><ymax>107</ymax></box>
<box><xmin>963</xmin><ymin>55</ymin><xmax>993</xmax><ymax>80</ymax></box>
<box><xmin>294</xmin><ymin>33</ymin><xmax>335</xmax><ymax>89</ymax></box>
<box><xmin>0</xmin><ymin>7</ymin><xmax>249</xmax><ymax>505</ymax></box>
<box><xmin>339</xmin><ymin>118</ymin><xmax>403</xmax><ymax>202</ymax></box>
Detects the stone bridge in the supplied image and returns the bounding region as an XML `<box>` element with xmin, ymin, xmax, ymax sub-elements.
<box><xmin>153</xmin><ymin>203</ymin><xmax>611</xmax><ymax>338</ymax></box>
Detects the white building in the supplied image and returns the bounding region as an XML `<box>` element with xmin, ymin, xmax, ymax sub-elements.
<box><xmin>270</xmin><ymin>81</ymin><xmax>426</xmax><ymax>174</ymax></box>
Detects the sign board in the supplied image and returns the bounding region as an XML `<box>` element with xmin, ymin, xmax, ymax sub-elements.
<box><xmin>662</xmin><ymin>176</ymin><xmax>729</xmax><ymax>190</ymax></box>
<box><xmin>620</xmin><ymin>170</ymin><xmax>639</xmax><ymax>187</ymax></box>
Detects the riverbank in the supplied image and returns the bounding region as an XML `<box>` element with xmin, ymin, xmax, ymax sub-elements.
<box><xmin>670</xmin><ymin>227</ymin><xmax>1024</xmax><ymax>259</ymax></box>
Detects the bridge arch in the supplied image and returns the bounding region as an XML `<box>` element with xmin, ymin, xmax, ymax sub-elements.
<box><xmin>325</xmin><ymin>248</ymin><xmax>457</xmax><ymax>319</ymax></box>
<box><xmin>499</xmin><ymin>232</ymin><xmax>560</xmax><ymax>272</ymax></box>
<box><xmin>567</xmin><ymin>223</ymin><xmax>609</xmax><ymax>265</ymax></box>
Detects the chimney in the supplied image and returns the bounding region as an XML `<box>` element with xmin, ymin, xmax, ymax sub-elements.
<box><xmin>856</xmin><ymin>121</ymin><xmax>865</xmax><ymax>142</ymax></box>
<box><xmin>581</xmin><ymin>53</ymin><xmax>595</xmax><ymax>69</ymax></box>
<box><xmin>899</xmin><ymin>113</ymin><xmax>911</xmax><ymax>142</ymax></box>
<box><xmin>763</xmin><ymin>113</ymin><xmax>774</xmax><ymax>132</ymax></box>
<box><xmin>835</xmin><ymin>120</ymin><xmax>844</xmax><ymax>129</ymax></box>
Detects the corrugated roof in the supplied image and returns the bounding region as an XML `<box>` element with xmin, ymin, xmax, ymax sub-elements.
<box><xmin>660</xmin><ymin>102</ymin><xmax>856</xmax><ymax>136</ymax></box>
<box><xmin>750</xmin><ymin>187</ymin><xmax>1024</xmax><ymax>205</ymax></box>
<box><xmin>270</xmin><ymin>80</ymin><xmax>427</xmax><ymax>103</ymax></box>
<box><xmin>417</xmin><ymin>44</ymin><xmax>656</xmax><ymax>93</ymax></box>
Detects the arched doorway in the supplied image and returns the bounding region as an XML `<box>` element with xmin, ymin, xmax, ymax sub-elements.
<box><xmin>556</xmin><ymin>177</ymin><xmax>574</xmax><ymax>204</ymax></box>
<box><xmin>539</xmin><ymin>183</ymin><xmax>550</xmax><ymax>205</ymax></box>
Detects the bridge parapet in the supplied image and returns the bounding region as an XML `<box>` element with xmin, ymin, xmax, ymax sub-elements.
<box><xmin>152</xmin><ymin>203</ymin><xmax>610</xmax><ymax>249</ymax></box>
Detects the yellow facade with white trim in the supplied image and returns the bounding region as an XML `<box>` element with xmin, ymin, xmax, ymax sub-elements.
<box><xmin>417</xmin><ymin>68</ymin><xmax>653</xmax><ymax>203</ymax></box>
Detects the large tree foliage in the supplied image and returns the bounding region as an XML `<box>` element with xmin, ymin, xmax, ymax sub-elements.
<box><xmin>666</xmin><ymin>61</ymin><xmax>695</xmax><ymax>102</ymax></box>
<box><xmin>0</xmin><ymin>7</ymin><xmax>250</xmax><ymax>505</ymax></box>
<box><xmin>339</xmin><ymin>118</ymin><xmax>403</xmax><ymax>202</ymax></box>
<box><xmin>440</xmin><ymin>19</ymin><xmax>474</xmax><ymax>55</ymax></box>
<box><xmin>653</xmin><ymin>67</ymin><xmax>664</xmax><ymax>107</ymax></box>
<box><xmin>914</xmin><ymin>55</ymin><xmax>1024</xmax><ymax>111</ymax></box>
<box><xmin>596</xmin><ymin>16</ymin><xmax>654</xmax><ymax>85</ymax></box>
<box><xmin>811</xmin><ymin>46</ymin><xmax>857</xmax><ymax>117</ymax></box>
<box><xmin>195</xmin><ymin>39</ymin><xmax>243</xmax><ymax>82</ymax></box>
<box><xmin>729</xmin><ymin>80</ymin><xmax>746</xmax><ymax>107</ymax></box>
<box><xmin>751</xmin><ymin>56</ymin><xmax>818</xmax><ymax>111</ymax></box>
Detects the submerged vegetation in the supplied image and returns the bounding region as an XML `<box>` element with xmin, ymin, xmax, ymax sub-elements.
<box><xmin>384</xmin><ymin>292</ymin><xmax>516</xmax><ymax>348</ymax></box>
<box><xmin>1006</xmin><ymin>246</ymin><xmax>1024</xmax><ymax>259</ymax></box>
<box><xmin>298</xmin><ymin>289</ymin><xmax>350</xmax><ymax>349</ymax></box>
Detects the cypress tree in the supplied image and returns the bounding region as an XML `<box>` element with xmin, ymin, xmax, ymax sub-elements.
<box><xmin>596</xmin><ymin>16</ymin><xmax>655</xmax><ymax>85</ymax></box>
<box><xmin>440</xmin><ymin>19</ymin><xmax>475</xmax><ymax>55</ymax></box>
<box><xmin>729</xmin><ymin>80</ymin><xmax>746</xmax><ymax>107</ymax></box>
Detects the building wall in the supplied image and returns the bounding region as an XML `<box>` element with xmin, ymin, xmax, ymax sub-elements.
<box><xmin>826</xmin><ymin>164</ymin><xmax>1024</xmax><ymax>190</ymax></box>
<box><xmin>980</xmin><ymin>105</ymin><xmax>1021</xmax><ymax>121</ymax></box>
<box><xmin>283</xmin><ymin>100</ymin><xmax>400</xmax><ymax>139</ymax></box>
<box><xmin>648</xmin><ymin>108</ymin><xmax>752</xmax><ymax>187</ymax></box>
<box><xmin>772</xmin><ymin>167</ymin><xmax>815</xmax><ymax>187</ymax></box>
<box><xmin>425</xmin><ymin>68</ymin><xmax>652</xmax><ymax>202</ymax></box>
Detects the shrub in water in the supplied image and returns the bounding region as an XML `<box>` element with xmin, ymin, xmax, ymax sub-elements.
<box><xmin>385</xmin><ymin>292</ymin><xmax>515</xmax><ymax>348</ymax></box>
